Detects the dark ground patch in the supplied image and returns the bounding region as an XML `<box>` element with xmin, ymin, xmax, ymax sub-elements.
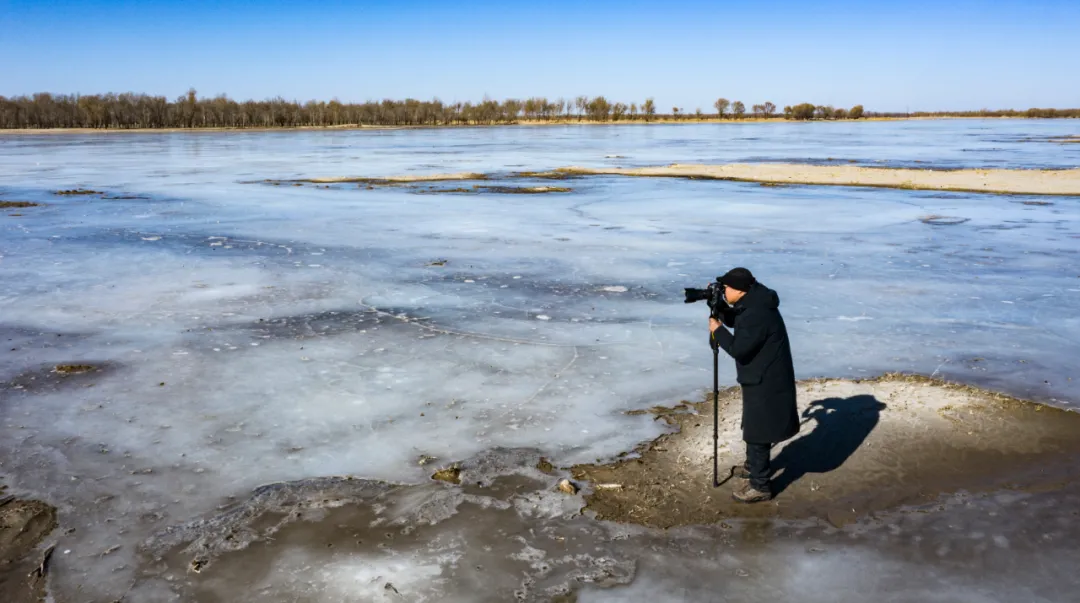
<box><xmin>0</xmin><ymin>494</ymin><xmax>58</xmax><ymax>603</ymax></box>
<box><xmin>53</xmin><ymin>189</ymin><xmax>104</xmax><ymax>196</ymax></box>
<box><xmin>2</xmin><ymin>362</ymin><xmax>116</xmax><ymax>394</ymax></box>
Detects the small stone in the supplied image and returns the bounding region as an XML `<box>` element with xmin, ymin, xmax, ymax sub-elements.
<box><xmin>557</xmin><ymin>479</ymin><xmax>578</xmax><ymax>494</ymax></box>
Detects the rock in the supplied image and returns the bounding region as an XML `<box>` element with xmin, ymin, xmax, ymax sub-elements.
<box><xmin>557</xmin><ymin>479</ymin><xmax>578</xmax><ymax>494</ymax></box>
<box><xmin>536</xmin><ymin>457</ymin><xmax>556</xmax><ymax>474</ymax></box>
<box><xmin>431</xmin><ymin>466</ymin><xmax>461</xmax><ymax>484</ymax></box>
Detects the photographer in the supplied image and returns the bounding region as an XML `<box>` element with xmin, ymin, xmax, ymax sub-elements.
<box><xmin>708</xmin><ymin>268</ymin><xmax>799</xmax><ymax>503</ymax></box>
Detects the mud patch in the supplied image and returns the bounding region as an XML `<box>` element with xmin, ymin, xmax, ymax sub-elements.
<box><xmin>137</xmin><ymin>449</ymin><xmax>633</xmax><ymax>602</ymax></box>
<box><xmin>415</xmin><ymin>185</ymin><xmax>572</xmax><ymax>195</ymax></box>
<box><xmin>3</xmin><ymin>362</ymin><xmax>114</xmax><ymax>394</ymax></box>
<box><xmin>0</xmin><ymin>496</ymin><xmax>59</xmax><ymax>603</ymax></box>
<box><xmin>0</xmin><ymin>202</ymin><xmax>41</xmax><ymax>209</ymax></box>
<box><xmin>53</xmin><ymin>189</ymin><xmax>103</xmax><ymax>196</ymax></box>
<box><xmin>919</xmin><ymin>215</ymin><xmax>970</xmax><ymax>226</ymax></box>
<box><xmin>571</xmin><ymin>374</ymin><xmax>1080</xmax><ymax>529</ymax></box>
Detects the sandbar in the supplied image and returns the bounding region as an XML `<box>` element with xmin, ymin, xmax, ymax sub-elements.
<box><xmin>556</xmin><ymin>163</ymin><xmax>1080</xmax><ymax>195</ymax></box>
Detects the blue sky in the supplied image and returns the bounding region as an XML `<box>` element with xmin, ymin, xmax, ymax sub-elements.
<box><xmin>2</xmin><ymin>0</ymin><xmax>1078</xmax><ymax>112</ymax></box>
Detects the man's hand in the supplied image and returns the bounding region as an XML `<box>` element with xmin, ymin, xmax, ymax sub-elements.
<box><xmin>709</xmin><ymin>318</ymin><xmax>722</xmax><ymax>334</ymax></box>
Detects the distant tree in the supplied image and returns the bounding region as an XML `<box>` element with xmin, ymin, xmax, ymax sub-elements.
<box><xmin>575</xmin><ymin>96</ymin><xmax>589</xmax><ymax>121</ymax></box>
<box><xmin>695</xmin><ymin>107</ymin><xmax>704</xmax><ymax>120</ymax></box>
<box><xmin>643</xmin><ymin>98</ymin><xmax>656</xmax><ymax>121</ymax></box>
<box><xmin>587</xmin><ymin>96</ymin><xmax>611</xmax><ymax>121</ymax></box>
<box><xmin>184</xmin><ymin>88</ymin><xmax>197</xmax><ymax>128</ymax></box>
<box><xmin>849</xmin><ymin>104</ymin><xmax>865</xmax><ymax>119</ymax></box>
<box><xmin>762</xmin><ymin>101</ymin><xmax>776</xmax><ymax>118</ymax></box>
<box><xmin>752</xmin><ymin>104</ymin><xmax>764</xmax><ymax>118</ymax></box>
<box><xmin>732</xmin><ymin>101</ymin><xmax>745</xmax><ymax>119</ymax></box>
<box><xmin>833</xmin><ymin>107</ymin><xmax>848</xmax><ymax>120</ymax></box>
<box><xmin>672</xmin><ymin>107</ymin><xmax>681</xmax><ymax>120</ymax></box>
<box><xmin>714</xmin><ymin>97</ymin><xmax>730</xmax><ymax>119</ymax></box>
<box><xmin>816</xmin><ymin>105</ymin><xmax>835</xmax><ymax>120</ymax></box>
<box><xmin>612</xmin><ymin>102</ymin><xmax>628</xmax><ymax>121</ymax></box>
<box><xmin>785</xmin><ymin>103</ymin><xmax>815</xmax><ymax>120</ymax></box>
<box><xmin>502</xmin><ymin>99</ymin><xmax>523</xmax><ymax>122</ymax></box>
<box><xmin>630</xmin><ymin>102</ymin><xmax>638</xmax><ymax>119</ymax></box>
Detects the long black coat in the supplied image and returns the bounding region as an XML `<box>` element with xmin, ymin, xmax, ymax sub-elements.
<box><xmin>711</xmin><ymin>282</ymin><xmax>799</xmax><ymax>444</ymax></box>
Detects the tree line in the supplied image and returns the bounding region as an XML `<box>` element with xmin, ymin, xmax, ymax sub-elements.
<box><xmin>0</xmin><ymin>91</ymin><xmax>1075</xmax><ymax>129</ymax></box>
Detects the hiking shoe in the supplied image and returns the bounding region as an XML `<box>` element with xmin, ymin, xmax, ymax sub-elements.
<box><xmin>733</xmin><ymin>465</ymin><xmax>751</xmax><ymax>480</ymax></box>
<box><xmin>732</xmin><ymin>484</ymin><xmax>772</xmax><ymax>503</ymax></box>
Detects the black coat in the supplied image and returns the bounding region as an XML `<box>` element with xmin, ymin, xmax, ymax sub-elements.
<box><xmin>711</xmin><ymin>282</ymin><xmax>799</xmax><ymax>444</ymax></box>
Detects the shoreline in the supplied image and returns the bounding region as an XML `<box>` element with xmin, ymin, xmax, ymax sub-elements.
<box><xmin>0</xmin><ymin>115</ymin><xmax>1075</xmax><ymax>135</ymax></box>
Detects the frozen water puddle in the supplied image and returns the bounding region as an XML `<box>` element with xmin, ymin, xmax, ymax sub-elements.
<box><xmin>134</xmin><ymin>449</ymin><xmax>636</xmax><ymax>602</ymax></box>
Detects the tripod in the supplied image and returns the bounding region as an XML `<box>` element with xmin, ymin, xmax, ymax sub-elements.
<box><xmin>712</xmin><ymin>345</ymin><xmax>738</xmax><ymax>488</ymax></box>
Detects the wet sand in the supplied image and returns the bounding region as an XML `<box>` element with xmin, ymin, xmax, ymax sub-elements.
<box><xmin>556</xmin><ymin>163</ymin><xmax>1080</xmax><ymax>195</ymax></box>
<box><xmin>0</xmin><ymin>493</ymin><xmax>58</xmax><ymax>603</ymax></box>
<box><xmin>572</xmin><ymin>375</ymin><xmax>1080</xmax><ymax>528</ymax></box>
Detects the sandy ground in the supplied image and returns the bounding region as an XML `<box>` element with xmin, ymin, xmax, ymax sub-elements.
<box><xmin>556</xmin><ymin>163</ymin><xmax>1080</xmax><ymax>195</ymax></box>
<box><xmin>0</xmin><ymin>491</ymin><xmax>57</xmax><ymax>603</ymax></box>
<box><xmin>263</xmin><ymin>163</ymin><xmax>1080</xmax><ymax>195</ymax></box>
<box><xmin>572</xmin><ymin>375</ymin><xmax>1080</xmax><ymax>529</ymax></box>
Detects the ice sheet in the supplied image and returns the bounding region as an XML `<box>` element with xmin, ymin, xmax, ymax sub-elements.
<box><xmin>1</xmin><ymin>120</ymin><xmax>1078</xmax><ymax>601</ymax></box>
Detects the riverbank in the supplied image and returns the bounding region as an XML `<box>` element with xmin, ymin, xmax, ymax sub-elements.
<box><xmin>2</xmin><ymin>115</ymin><xmax>1074</xmax><ymax>135</ymax></box>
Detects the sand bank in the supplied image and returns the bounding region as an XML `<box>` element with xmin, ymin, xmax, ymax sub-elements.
<box><xmin>572</xmin><ymin>374</ymin><xmax>1080</xmax><ymax>529</ymax></box>
<box><xmin>273</xmin><ymin>163</ymin><xmax>1080</xmax><ymax>195</ymax></box>
<box><xmin>556</xmin><ymin>163</ymin><xmax>1080</xmax><ymax>195</ymax></box>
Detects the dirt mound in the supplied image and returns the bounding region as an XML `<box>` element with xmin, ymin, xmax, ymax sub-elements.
<box><xmin>572</xmin><ymin>375</ymin><xmax>1080</xmax><ymax>528</ymax></box>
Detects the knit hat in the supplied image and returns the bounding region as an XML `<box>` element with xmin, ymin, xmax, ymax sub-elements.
<box><xmin>719</xmin><ymin>267</ymin><xmax>757</xmax><ymax>292</ymax></box>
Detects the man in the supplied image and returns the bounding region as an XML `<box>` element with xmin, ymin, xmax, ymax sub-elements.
<box><xmin>709</xmin><ymin>267</ymin><xmax>799</xmax><ymax>503</ymax></box>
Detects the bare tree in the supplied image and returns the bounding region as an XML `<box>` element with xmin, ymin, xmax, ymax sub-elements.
<box><xmin>762</xmin><ymin>101</ymin><xmax>776</xmax><ymax>118</ymax></box>
<box><xmin>575</xmin><ymin>96</ymin><xmax>589</xmax><ymax>121</ymax></box>
<box><xmin>714</xmin><ymin>98</ymin><xmax>730</xmax><ymax>119</ymax></box>
<box><xmin>643</xmin><ymin>98</ymin><xmax>656</xmax><ymax>122</ymax></box>
<box><xmin>732</xmin><ymin>101</ymin><xmax>745</xmax><ymax>119</ymax></box>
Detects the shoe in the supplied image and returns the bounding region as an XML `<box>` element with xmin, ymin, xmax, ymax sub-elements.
<box><xmin>733</xmin><ymin>465</ymin><xmax>750</xmax><ymax>480</ymax></box>
<box><xmin>732</xmin><ymin>484</ymin><xmax>773</xmax><ymax>503</ymax></box>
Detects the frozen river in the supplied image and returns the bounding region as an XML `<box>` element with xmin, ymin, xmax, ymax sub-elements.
<box><xmin>1</xmin><ymin>120</ymin><xmax>1079</xmax><ymax>601</ymax></box>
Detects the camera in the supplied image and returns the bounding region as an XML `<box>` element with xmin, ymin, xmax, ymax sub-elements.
<box><xmin>684</xmin><ymin>280</ymin><xmax>727</xmax><ymax>320</ymax></box>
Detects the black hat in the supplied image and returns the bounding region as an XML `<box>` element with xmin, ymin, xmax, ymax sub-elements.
<box><xmin>718</xmin><ymin>267</ymin><xmax>756</xmax><ymax>292</ymax></box>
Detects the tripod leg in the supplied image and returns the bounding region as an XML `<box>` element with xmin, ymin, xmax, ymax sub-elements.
<box><xmin>713</xmin><ymin>346</ymin><xmax>719</xmax><ymax>487</ymax></box>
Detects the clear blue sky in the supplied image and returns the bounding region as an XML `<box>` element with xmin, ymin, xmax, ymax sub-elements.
<box><xmin>2</xmin><ymin>0</ymin><xmax>1078</xmax><ymax>112</ymax></box>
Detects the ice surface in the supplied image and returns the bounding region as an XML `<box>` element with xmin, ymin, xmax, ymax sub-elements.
<box><xmin>1</xmin><ymin>120</ymin><xmax>1079</xmax><ymax>600</ymax></box>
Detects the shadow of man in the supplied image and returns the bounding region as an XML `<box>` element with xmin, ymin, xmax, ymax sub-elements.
<box><xmin>769</xmin><ymin>394</ymin><xmax>886</xmax><ymax>496</ymax></box>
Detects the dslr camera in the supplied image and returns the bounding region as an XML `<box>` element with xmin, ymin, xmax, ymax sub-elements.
<box><xmin>684</xmin><ymin>280</ymin><xmax>727</xmax><ymax>320</ymax></box>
